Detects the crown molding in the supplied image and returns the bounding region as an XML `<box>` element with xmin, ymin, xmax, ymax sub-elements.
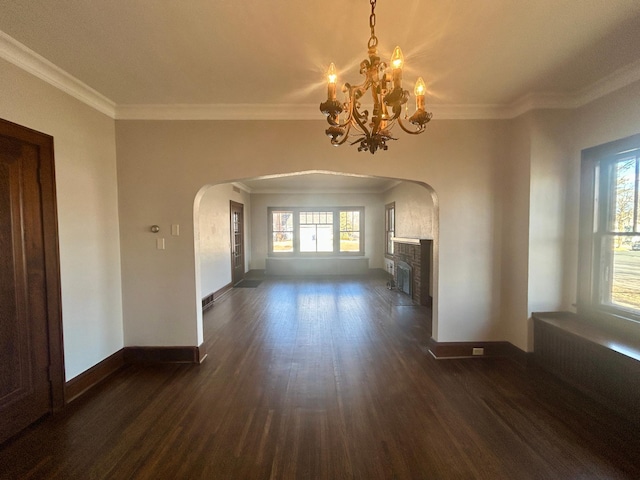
<box><xmin>508</xmin><ymin>92</ymin><xmax>578</xmax><ymax>118</ymax></box>
<box><xmin>507</xmin><ymin>59</ymin><xmax>640</xmax><ymax>117</ymax></box>
<box><xmin>0</xmin><ymin>30</ymin><xmax>116</xmax><ymax>118</ymax></box>
<box><xmin>114</xmin><ymin>103</ymin><xmax>321</xmax><ymax>121</ymax></box>
<box><xmin>574</xmin><ymin>58</ymin><xmax>640</xmax><ymax>107</ymax></box>
<box><xmin>3</xmin><ymin>30</ymin><xmax>640</xmax><ymax>122</ymax></box>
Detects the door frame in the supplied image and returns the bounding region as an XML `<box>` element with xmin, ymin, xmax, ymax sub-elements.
<box><xmin>1</xmin><ymin>118</ymin><xmax>65</xmax><ymax>411</ymax></box>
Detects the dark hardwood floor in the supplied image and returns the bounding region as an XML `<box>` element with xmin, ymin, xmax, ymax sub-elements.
<box><xmin>1</xmin><ymin>275</ymin><xmax>639</xmax><ymax>479</ymax></box>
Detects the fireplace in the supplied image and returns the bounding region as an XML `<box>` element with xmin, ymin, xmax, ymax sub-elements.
<box><xmin>392</xmin><ymin>237</ymin><xmax>433</xmax><ymax>307</ymax></box>
<box><xmin>396</xmin><ymin>261</ymin><xmax>412</xmax><ymax>296</ymax></box>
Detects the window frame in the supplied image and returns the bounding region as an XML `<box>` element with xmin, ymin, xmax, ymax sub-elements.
<box><xmin>268</xmin><ymin>206</ymin><xmax>365</xmax><ymax>257</ymax></box>
<box><xmin>385</xmin><ymin>202</ymin><xmax>395</xmax><ymax>259</ymax></box>
<box><xmin>578</xmin><ymin>133</ymin><xmax>640</xmax><ymax>324</ymax></box>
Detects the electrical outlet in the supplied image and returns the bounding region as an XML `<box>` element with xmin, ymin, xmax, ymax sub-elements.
<box><xmin>472</xmin><ymin>347</ymin><xmax>484</xmax><ymax>356</ymax></box>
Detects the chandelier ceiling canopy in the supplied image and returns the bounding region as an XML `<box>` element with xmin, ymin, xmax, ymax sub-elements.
<box><xmin>319</xmin><ymin>0</ymin><xmax>432</xmax><ymax>154</ymax></box>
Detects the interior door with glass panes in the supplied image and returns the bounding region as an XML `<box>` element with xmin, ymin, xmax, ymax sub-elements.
<box><xmin>230</xmin><ymin>201</ymin><xmax>245</xmax><ymax>285</ymax></box>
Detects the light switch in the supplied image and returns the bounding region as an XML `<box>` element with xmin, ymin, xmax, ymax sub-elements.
<box><xmin>156</xmin><ymin>238</ymin><xmax>165</xmax><ymax>250</ymax></box>
<box><xmin>171</xmin><ymin>224</ymin><xmax>180</xmax><ymax>236</ymax></box>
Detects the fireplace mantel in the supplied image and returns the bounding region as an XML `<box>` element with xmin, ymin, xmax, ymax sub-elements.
<box><xmin>391</xmin><ymin>237</ymin><xmax>430</xmax><ymax>245</ymax></box>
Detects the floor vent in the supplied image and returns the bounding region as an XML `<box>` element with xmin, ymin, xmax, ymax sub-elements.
<box><xmin>202</xmin><ymin>293</ymin><xmax>215</xmax><ymax>311</ymax></box>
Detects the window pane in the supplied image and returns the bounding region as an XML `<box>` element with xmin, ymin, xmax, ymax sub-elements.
<box><xmin>300</xmin><ymin>225</ymin><xmax>334</xmax><ymax>252</ymax></box>
<box><xmin>385</xmin><ymin>204</ymin><xmax>395</xmax><ymax>256</ymax></box>
<box><xmin>340</xmin><ymin>210</ymin><xmax>360</xmax><ymax>252</ymax></box>
<box><xmin>273</xmin><ymin>232</ymin><xmax>293</xmax><ymax>252</ymax></box>
<box><xmin>340</xmin><ymin>211</ymin><xmax>359</xmax><ymax>232</ymax></box>
<box><xmin>607</xmin><ymin>157</ymin><xmax>636</xmax><ymax>233</ymax></box>
<box><xmin>317</xmin><ymin>225</ymin><xmax>333</xmax><ymax>252</ymax></box>
<box><xmin>299</xmin><ymin>225</ymin><xmax>316</xmax><ymax>252</ymax></box>
<box><xmin>637</xmin><ymin>173</ymin><xmax>640</xmax><ymax>232</ymax></box>
<box><xmin>273</xmin><ymin>211</ymin><xmax>293</xmax><ymax>232</ymax></box>
<box><xmin>600</xmin><ymin>235</ymin><xmax>640</xmax><ymax>312</ymax></box>
<box><xmin>341</xmin><ymin>232</ymin><xmax>360</xmax><ymax>252</ymax></box>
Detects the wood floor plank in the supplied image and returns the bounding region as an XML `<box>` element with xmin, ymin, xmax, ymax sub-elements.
<box><xmin>1</xmin><ymin>275</ymin><xmax>639</xmax><ymax>479</ymax></box>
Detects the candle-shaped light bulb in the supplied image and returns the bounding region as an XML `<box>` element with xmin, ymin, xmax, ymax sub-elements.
<box><xmin>391</xmin><ymin>46</ymin><xmax>404</xmax><ymax>70</ymax></box>
<box><xmin>328</xmin><ymin>63</ymin><xmax>337</xmax><ymax>85</ymax></box>
<box><xmin>414</xmin><ymin>77</ymin><xmax>426</xmax><ymax>96</ymax></box>
<box><xmin>327</xmin><ymin>63</ymin><xmax>338</xmax><ymax>100</ymax></box>
<box><xmin>390</xmin><ymin>46</ymin><xmax>404</xmax><ymax>89</ymax></box>
<box><xmin>414</xmin><ymin>77</ymin><xmax>426</xmax><ymax>110</ymax></box>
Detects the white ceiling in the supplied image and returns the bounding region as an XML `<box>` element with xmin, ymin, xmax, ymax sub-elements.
<box><xmin>1</xmin><ymin>0</ymin><xmax>640</xmax><ymax>117</ymax></box>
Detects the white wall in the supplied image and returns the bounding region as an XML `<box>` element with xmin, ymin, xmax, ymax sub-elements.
<box><xmin>249</xmin><ymin>191</ymin><xmax>384</xmax><ymax>270</ymax></box>
<box><xmin>0</xmin><ymin>59</ymin><xmax>123</xmax><ymax>380</ymax></box>
<box><xmin>499</xmin><ymin>114</ymin><xmax>532</xmax><ymax>351</ymax></box>
<box><xmin>197</xmin><ymin>184</ymin><xmax>251</xmax><ymax>296</ymax></box>
<box><xmin>383</xmin><ymin>181</ymin><xmax>435</xmax><ymax>239</ymax></box>
<box><xmin>526</xmin><ymin>110</ymin><xmax>572</xmax><ymax>346</ymax></box>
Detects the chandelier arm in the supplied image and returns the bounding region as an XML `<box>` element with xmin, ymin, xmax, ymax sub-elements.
<box><xmin>352</xmin><ymin>104</ymin><xmax>371</xmax><ymax>139</ymax></box>
<box><xmin>388</xmin><ymin>105</ymin><xmax>402</xmax><ymax>121</ymax></box>
<box><xmin>330</xmin><ymin>123</ymin><xmax>354</xmax><ymax>147</ymax></box>
<box><xmin>397</xmin><ymin>117</ymin><xmax>426</xmax><ymax>135</ymax></box>
<box><xmin>335</xmin><ymin>100</ymin><xmax>355</xmax><ymax>128</ymax></box>
<box><xmin>336</xmin><ymin>84</ymin><xmax>359</xmax><ymax>128</ymax></box>
<box><xmin>344</xmin><ymin>82</ymin><xmax>373</xmax><ymax>138</ymax></box>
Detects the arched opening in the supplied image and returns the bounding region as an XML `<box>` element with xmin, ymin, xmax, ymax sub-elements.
<box><xmin>194</xmin><ymin>170</ymin><xmax>439</xmax><ymax>346</ymax></box>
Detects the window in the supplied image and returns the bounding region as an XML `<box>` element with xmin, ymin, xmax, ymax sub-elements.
<box><xmin>272</xmin><ymin>210</ymin><xmax>293</xmax><ymax>252</ymax></box>
<box><xmin>579</xmin><ymin>134</ymin><xmax>640</xmax><ymax>321</ymax></box>
<box><xmin>300</xmin><ymin>211</ymin><xmax>333</xmax><ymax>252</ymax></box>
<box><xmin>385</xmin><ymin>202</ymin><xmax>395</xmax><ymax>257</ymax></box>
<box><xmin>340</xmin><ymin>210</ymin><xmax>361</xmax><ymax>252</ymax></box>
<box><xmin>268</xmin><ymin>207</ymin><xmax>364</xmax><ymax>255</ymax></box>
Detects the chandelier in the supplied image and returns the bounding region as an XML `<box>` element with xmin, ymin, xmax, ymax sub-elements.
<box><xmin>319</xmin><ymin>0</ymin><xmax>432</xmax><ymax>154</ymax></box>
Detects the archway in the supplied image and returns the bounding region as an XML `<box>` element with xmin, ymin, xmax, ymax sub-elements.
<box><xmin>193</xmin><ymin>170</ymin><xmax>439</xmax><ymax>346</ymax></box>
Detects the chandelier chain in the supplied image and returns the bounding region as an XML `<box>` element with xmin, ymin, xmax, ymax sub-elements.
<box><xmin>368</xmin><ymin>0</ymin><xmax>377</xmax><ymax>49</ymax></box>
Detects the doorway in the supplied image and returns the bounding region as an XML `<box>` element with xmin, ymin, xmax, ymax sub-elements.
<box><xmin>230</xmin><ymin>201</ymin><xmax>245</xmax><ymax>285</ymax></box>
<box><xmin>0</xmin><ymin>119</ymin><xmax>64</xmax><ymax>444</ymax></box>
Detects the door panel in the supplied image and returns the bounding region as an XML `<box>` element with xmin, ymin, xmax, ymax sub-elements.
<box><xmin>231</xmin><ymin>201</ymin><xmax>244</xmax><ymax>285</ymax></box>
<box><xmin>0</xmin><ymin>121</ymin><xmax>61</xmax><ymax>444</ymax></box>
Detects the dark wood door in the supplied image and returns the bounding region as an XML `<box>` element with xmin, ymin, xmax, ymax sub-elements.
<box><xmin>230</xmin><ymin>201</ymin><xmax>245</xmax><ymax>285</ymax></box>
<box><xmin>0</xmin><ymin>119</ymin><xmax>64</xmax><ymax>444</ymax></box>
